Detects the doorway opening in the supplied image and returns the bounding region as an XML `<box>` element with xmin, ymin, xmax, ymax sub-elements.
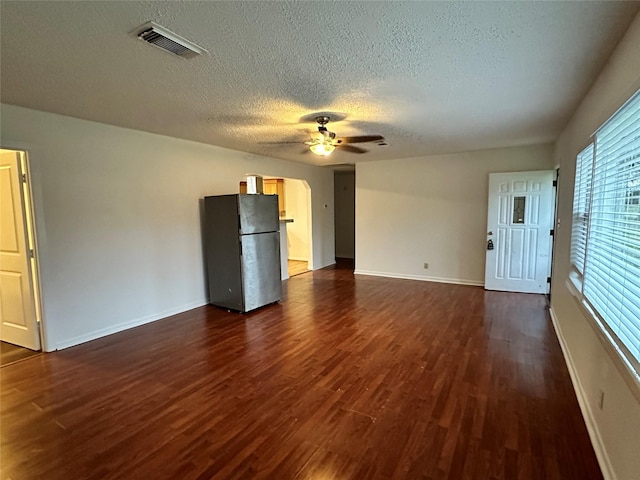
<box><xmin>484</xmin><ymin>170</ymin><xmax>556</xmax><ymax>294</ymax></box>
<box><xmin>334</xmin><ymin>169</ymin><xmax>355</xmax><ymax>271</ymax></box>
<box><xmin>0</xmin><ymin>148</ymin><xmax>43</xmax><ymax>358</ymax></box>
<box><xmin>282</xmin><ymin>178</ymin><xmax>312</xmax><ymax>277</ymax></box>
<box><xmin>239</xmin><ymin>176</ymin><xmax>313</xmax><ymax>279</ymax></box>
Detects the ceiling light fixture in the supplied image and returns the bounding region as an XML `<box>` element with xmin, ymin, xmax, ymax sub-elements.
<box><xmin>309</xmin><ymin>142</ymin><xmax>336</xmax><ymax>156</ymax></box>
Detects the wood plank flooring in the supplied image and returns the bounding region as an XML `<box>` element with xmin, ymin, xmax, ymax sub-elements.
<box><xmin>287</xmin><ymin>260</ymin><xmax>309</xmax><ymax>277</ymax></box>
<box><xmin>0</xmin><ymin>341</ymin><xmax>40</xmax><ymax>367</ymax></box>
<box><xmin>0</xmin><ymin>262</ymin><xmax>601</xmax><ymax>479</ymax></box>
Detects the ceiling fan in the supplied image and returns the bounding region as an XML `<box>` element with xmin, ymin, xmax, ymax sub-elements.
<box><xmin>307</xmin><ymin>116</ymin><xmax>385</xmax><ymax>156</ymax></box>
<box><xmin>265</xmin><ymin>116</ymin><xmax>385</xmax><ymax>156</ymax></box>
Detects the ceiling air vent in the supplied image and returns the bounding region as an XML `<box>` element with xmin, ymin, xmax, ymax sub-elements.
<box><xmin>135</xmin><ymin>22</ymin><xmax>206</xmax><ymax>59</ymax></box>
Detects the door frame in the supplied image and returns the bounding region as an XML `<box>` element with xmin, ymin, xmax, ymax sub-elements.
<box><xmin>0</xmin><ymin>147</ymin><xmax>46</xmax><ymax>351</ymax></box>
<box><xmin>254</xmin><ymin>175</ymin><xmax>314</xmax><ymax>273</ymax></box>
<box><xmin>547</xmin><ymin>167</ymin><xmax>560</xmax><ymax>302</ymax></box>
<box><xmin>484</xmin><ymin>170</ymin><xmax>556</xmax><ymax>294</ymax></box>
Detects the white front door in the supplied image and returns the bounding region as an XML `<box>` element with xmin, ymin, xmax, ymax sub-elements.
<box><xmin>484</xmin><ymin>170</ymin><xmax>555</xmax><ymax>294</ymax></box>
<box><xmin>0</xmin><ymin>151</ymin><xmax>40</xmax><ymax>350</ymax></box>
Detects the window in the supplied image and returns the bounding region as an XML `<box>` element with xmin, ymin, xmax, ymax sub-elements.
<box><xmin>571</xmin><ymin>144</ymin><xmax>594</xmax><ymax>277</ymax></box>
<box><xmin>570</xmin><ymin>89</ymin><xmax>640</xmax><ymax>373</ymax></box>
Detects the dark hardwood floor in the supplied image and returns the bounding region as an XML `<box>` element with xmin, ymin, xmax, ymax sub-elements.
<box><xmin>287</xmin><ymin>259</ymin><xmax>309</xmax><ymax>278</ymax></box>
<box><xmin>0</xmin><ymin>342</ymin><xmax>40</xmax><ymax>367</ymax></box>
<box><xmin>0</xmin><ymin>262</ymin><xmax>601</xmax><ymax>479</ymax></box>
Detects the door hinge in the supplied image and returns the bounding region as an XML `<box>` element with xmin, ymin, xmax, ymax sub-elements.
<box><xmin>550</xmin><ymin>229</ymin><xmax>554</xmax><ymax>236</ymax></box>
<box><xmin>21</xmin><ymin>173</ymin><xmax>27</xmax><ymax>183</ymax></box>
<box><xmin>29</xmin><ymin>249</ymin><xmax>35</xmax><ymax>258</ymax></box>
<box><xmin>552</xmin><ymin>180</ymin><xmax>557</xmax><ymax>187</ymax></box>
<box><xmin>547</xmin><ymin>276</ymin><xmax>552</xmax><ymax>284</ymax></box>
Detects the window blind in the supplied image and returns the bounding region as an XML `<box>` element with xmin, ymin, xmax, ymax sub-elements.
<box><xmin>571</xmin><ymin>144</ymin><xmax>594</xmax><ymax>276</ymax></box>
<box><xmin>583</xmin><ymin>90</ymin><xmax>640</xmax><ymax>365</ymax></box>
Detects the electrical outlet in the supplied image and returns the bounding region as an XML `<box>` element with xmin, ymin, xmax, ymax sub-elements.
<box><xmin>423</xmin><ymin>262</ymin><xmax>429</xmax><ymax>269</ymax></box>
<box><xmin>598</xmin><ymin>390</ymin><xmax>605</xmax><ymax>410</ymax></box>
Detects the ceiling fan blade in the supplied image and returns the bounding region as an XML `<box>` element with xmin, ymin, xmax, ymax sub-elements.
<box><xmin>338</xmin><ymin>135</ymin><xmax>384</xmax><ymax>144</ymax></box>
<box><xmin>339</xmin><ymin>144</ymin><xmax>367</xmax><ymax>154</ymax></box>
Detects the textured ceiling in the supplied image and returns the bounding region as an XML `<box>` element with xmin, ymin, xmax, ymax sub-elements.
<box><xmin>1</xmin><ymin>1</ymin><xmax>639</xmax><ymax>166</ymax></box>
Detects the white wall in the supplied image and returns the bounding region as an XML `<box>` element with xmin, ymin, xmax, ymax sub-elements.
<box><xmin>283</xmin><ymin>179</ymin><xmax>309</xmax><ymax>262</ymax></box>
<box><xmin>334</xmin><ymin>171</ymin><xmax>355</xmax><ymax>259</ymax></box>
<box><xmin>0</xmin><ymin>105</ymin><xmax>335</xmax><ymax>351</ymax></box>
<box><xmin>550</xmin><ymin>13</ymin><xmax>640</xmax><ymax>480</ymax></box>
<box><xmin>355</xmin><ymin>144</ymin><xmax>553</xmax><ymax>284</ymax></box>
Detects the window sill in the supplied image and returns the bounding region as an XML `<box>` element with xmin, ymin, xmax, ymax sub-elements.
<box><xmin>566</xmin><ymin>272</ymin><xmax>582</xmax><ymax>298</ymax></box>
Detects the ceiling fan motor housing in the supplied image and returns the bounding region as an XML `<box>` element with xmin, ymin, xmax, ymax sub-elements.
<box><xmin>315</xmin><ymin>116</ymin><xmax>336</xmax><ymax>139</ymax></box>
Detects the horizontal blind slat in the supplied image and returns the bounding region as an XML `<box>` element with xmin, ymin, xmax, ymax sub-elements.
<box><xmin>582</xmin><ymin>89</ymin><xmax>640</xmax><ymax>368</ymax></box>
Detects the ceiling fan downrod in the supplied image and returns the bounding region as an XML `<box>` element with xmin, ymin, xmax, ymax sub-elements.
<box><xmin>315</xmin><ymin>116</ymin><xmax>335</xmax><ymax>138</ymax></box>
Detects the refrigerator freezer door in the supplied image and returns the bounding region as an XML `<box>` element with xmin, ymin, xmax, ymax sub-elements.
<box><xmin>238</xmin><ymin>194</ymin><xmax>279</xmax><ymax>235</ymax></box>
<box><xmin>204</xmin><ymin>195</ymin><xmax>244</xmax><ymax>311</ymax></box>
<box><xmin>241</xmin><ymin>232</ymin><xmax>282</xmax><ymax>311</ymax></box>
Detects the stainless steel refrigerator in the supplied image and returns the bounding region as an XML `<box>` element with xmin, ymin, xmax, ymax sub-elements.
<box><xmin>203</xmin><ymin>194</ymin><xmax>282</xmax><ymax>312</ymax></box>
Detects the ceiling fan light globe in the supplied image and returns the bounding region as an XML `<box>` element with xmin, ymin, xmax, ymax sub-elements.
<box><xmin>309</xmin><ymin>143</ymin><xmax>335</xmax><ymax>156</ymax></box>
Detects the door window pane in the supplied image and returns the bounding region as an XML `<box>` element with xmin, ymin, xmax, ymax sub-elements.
<box><xmin>513</xmin><ymin>196</ymin><xmax>526</xmax><ymax>224</ymax></box>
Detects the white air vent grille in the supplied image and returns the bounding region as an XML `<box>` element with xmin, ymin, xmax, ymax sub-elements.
<box><xmin>135</xmin><ymin>22</ymin><xmax>205</xmax><ymax>59</ymax></box>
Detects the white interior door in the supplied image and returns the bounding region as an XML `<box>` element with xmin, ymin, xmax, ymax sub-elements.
<box><xmin>0</xmin><ymin>151</ymin><xmax>40</xmax><ymax>350</ymax></box>
<box><xmin>484</xmin><ymin>170</ymin><xmax>554</xmax><ymax>294</ymax></box>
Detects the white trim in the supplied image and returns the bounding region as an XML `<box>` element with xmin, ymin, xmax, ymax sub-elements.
<box><xmin>549</xmin><ymin>307</ymin><xmax>615</xmax><ymax>480</ymax></box>
<box><xmin>354</xmin><ymin>269</ymin><xmax>484</xmax><ymax>287</ymax></box>
<box><xmin>593</xmin><ymin>88</ymin><xmax>640</xmax><ymax>135</ymax></box>
<box><xmin>566</xmin><ymin>276</ymin><xmax>581</xmax><ymax>298</ymax></box>
<box><xmin>287</xmin><ymin>256</ymin><xmax>308</xmax><ymax>262</ymax></box>
<box><xmin>53</xmin><ymin>299</ymin><xmax>207</xmax><ymax>351</ymax></box>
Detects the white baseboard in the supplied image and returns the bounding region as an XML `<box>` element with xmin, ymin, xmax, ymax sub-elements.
<box><xmin>287</xmin><ymin>256</ymin><xmax>308</xmax><ymax>262</ymax></box>
<box><xmin>354</xmin><ymin>269</ymin><xmax>484</xmax><ymax>287</ymax></box>
<box><xmin>53</xmin><ymin>299</ymin><xmax>208</xmax><ymax>351</ymax></box>
<box><xmin>548</xmin><ymin>307</ymin><xmax>615</xmax><ymax>480</ymax></box>
<box><xmin>312</xmin><ymin>260</ymin><xmax>336</xmax><ymax>271</ymax></box>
